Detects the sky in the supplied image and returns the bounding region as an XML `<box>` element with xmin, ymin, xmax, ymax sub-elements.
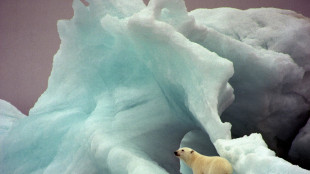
<box><xmin>1</xmin><ymin>0</ymin><xmax>310</xmax><ymax>115</ymax></box>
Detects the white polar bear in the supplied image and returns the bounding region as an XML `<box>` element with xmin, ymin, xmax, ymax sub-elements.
<box><xmin>174</xmin><ymin>147</ymin><xmax>233</xmax><ymax>174</ymax></box>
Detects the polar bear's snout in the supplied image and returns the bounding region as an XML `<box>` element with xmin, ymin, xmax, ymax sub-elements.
<box><xmin>174</xmin><ymin>151</ymin><xmax>179</xmax><ymax>156</ymax></box>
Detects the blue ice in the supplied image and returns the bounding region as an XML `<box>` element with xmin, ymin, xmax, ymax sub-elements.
<box><xmin>1</xmin><ymin>0</ymin><xmax>310</xmax><ymax>173</ymax></box>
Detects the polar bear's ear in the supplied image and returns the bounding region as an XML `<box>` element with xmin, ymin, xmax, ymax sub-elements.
<box><xmin>191</xmin><ymin>150</ymin><xmax>194</xmax><ymax>154</ymax></box>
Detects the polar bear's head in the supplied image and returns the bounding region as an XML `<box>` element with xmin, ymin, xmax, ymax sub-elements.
<box><xmin>174</xmin><ymin>147</ymin><xmax>195</xmax><ymax>163</ymax></box>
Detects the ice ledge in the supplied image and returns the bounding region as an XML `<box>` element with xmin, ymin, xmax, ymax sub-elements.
<box><xmin>215</xmin><ymin>133</ymin><xmax>310</xmax><ymax>174</ymax></box>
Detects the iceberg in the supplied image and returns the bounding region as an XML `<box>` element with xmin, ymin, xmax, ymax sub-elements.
<box><xmin>189</xmin><ymin>7</ymin><xmax>310</xmax><ymax>168</ymax></box>
<box><xmin>0</xmin><ymin>100</ymin><xmax>26</xmax><ymax>143</ymax></box>
<box><xmin>1</xmin><ymin>0</ymin><xmax>309</xmax><ymax>173</ymax></box>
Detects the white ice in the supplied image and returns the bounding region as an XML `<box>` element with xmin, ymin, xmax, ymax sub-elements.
<box><xmin>0</xmin><ymin>100</ymin><xmax>25</xmax><ymax>142</ymax></box>
<box><xmin>189</xmin><ymin>7</ymin><xmax>310</xmax><ymax>167</ymax></box>
<box><xmin>0</xmin><ymin>0</ymin><xmax>309</xmax><ymax>173</ymax></box>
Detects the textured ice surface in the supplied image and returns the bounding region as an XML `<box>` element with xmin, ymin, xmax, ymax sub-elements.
<box><xmin>215</xmin><ymin>134</ymin><xmax>310</xmax><ymax>174</ymax></box>
<box><xmin>190</xmin><ymin>8</ymin><xmax>310</xmax><ymax>167</ymax></box>
<box><xmin>1</xmin><ymin>0</ymin><xmax>310</xmax><ymax>173</ymax></box>
<box><xmin>0</xmin><ymin>100</ymin><xmax>25</xmax><ymax>142</ymax></box>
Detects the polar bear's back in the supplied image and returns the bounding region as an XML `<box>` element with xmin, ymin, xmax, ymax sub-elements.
<box><xmin>192</xmin><ymin>155</ymin><xmax>233</xmax><ymax>174</ymax></box>
<box><xmin>208</xmin><ymin>157</ymin><xmax>233</xmax><ymax>174</ymax></box>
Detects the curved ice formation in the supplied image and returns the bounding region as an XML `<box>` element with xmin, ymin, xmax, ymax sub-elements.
<box><xmin>0</xmin><ymin>0</ymin><xmax>310</xmax><ymax>173</ymax></box>
<box><xmin>189</xmin><ymin>7</ymin><xmax>310</xmax><ymax>168</ymax></box>
<box><xmin>0</xmin><ymin>100</ymin><xmax>26</xmax><ymax>142</ymax></box>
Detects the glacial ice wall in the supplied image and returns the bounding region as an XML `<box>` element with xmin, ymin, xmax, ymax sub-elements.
<box><xmin>0</xmin><ymin>100</ymin><xmax>26</xmax><ymax>143</ymax></box>
<box><xmin>189</xmin><ymin>7</ymin><xmax>310</xmax><ymax>167</ymax></box>
<box><xmin>1</xmin><ymin>0</ymin><xmax>310</xmax><ymax>173</ymax></box>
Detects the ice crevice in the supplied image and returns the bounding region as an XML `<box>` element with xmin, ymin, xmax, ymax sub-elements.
<box><xmin>1</xmin><ymin>0</ymin><xmax>310</xmax><ymax>173</ymax></box>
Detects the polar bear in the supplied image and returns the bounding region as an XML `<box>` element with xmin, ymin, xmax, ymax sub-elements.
<box><xmin>174</xmin><ymin>147</ymin><xmax>233</xmax><ymax>174</ymax></box>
